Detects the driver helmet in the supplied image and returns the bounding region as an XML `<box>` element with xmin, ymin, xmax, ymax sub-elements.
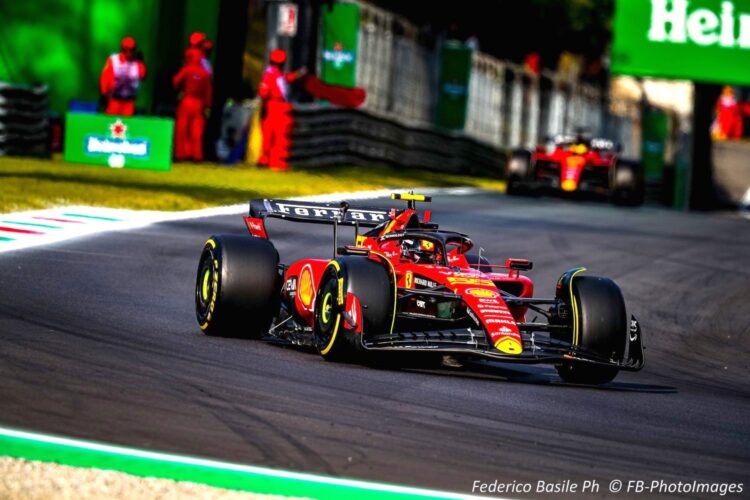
<box><xmin>401</xmin><ymin>239</ymin><xmax>438</xmax><ymax>264</ymax></box>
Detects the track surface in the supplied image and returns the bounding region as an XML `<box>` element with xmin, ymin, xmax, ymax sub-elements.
<box><xmin>1</xmin><ymin>192</ymin><xmax>748</xmax><ymax>497</ymax></box>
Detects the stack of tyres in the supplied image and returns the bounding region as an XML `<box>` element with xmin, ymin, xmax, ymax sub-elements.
<box><xmin>0</xmin><ymin>82</ymin><xmax>50</xmax><ymax>157</ymax></box>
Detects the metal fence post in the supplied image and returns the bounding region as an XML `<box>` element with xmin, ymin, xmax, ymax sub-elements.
<box><xmin>509</xmin><ymin>68</ymin><xmax>523</xmax><ymax>147</ymax></box>
<box><xmin>526</xmin><ymin>75</ymin><xmax>540</xmax><ymax>148</ymax></box>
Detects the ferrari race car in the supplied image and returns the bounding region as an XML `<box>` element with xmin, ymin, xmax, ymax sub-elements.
<box><xmin>195</xmin><ymin>193</ymin><xmax>644</xmax><ymax>384</ymax></box>
<box><xmin>506</xmin><ymin>134</ymin><xmax>645</xmax><ymax>205</ymax></box>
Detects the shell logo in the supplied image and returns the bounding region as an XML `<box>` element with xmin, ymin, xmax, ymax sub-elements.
<box><xmin>561</xmin><ymin>179</ymin><xmax>578</xmax><ymax>192</ymax></box>
<box><xmin>494</xmin><ymin>336</ymin><xmax>522</xmax><ymax>355</ymax></box>
<box><xmin>298</xmin><ymin>265</ymin><xmax>315</xmax><ymax>309</ymax></box>
<box><xmin>467</xmin><ymin>288</ymin><xmax>498</xmax><ymax>298</ymax></box>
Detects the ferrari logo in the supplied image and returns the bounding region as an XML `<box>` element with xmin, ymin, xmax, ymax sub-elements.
<box><xmin>405</xmin><ymin>271</ymin><xmax>413</xmax><ymax>288</ymax></box>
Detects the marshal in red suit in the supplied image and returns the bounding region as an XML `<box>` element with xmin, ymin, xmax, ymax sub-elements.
<box><xmin>99</xmin><ymin>37</ymin><xmax>147</xmax><ymax>116</ymax></box>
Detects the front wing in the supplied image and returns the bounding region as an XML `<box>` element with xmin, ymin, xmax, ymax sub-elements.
<box><xmin>361</xmin><ymin>317</ymin><xmax>645</xmax><ymax>372</ymax></box>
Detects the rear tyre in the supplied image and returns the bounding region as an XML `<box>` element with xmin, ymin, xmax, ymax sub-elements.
<box><xmin>195</xmin><ymin>235</ymin><xmax>280</xmax><ymax>338</ymax></box>
<box><xmin>556</xmin><ymin>276</ymin><xmax>627</xmax><ymax>385</ymax></box>
<box><xmin>314</xmin><ymin>257</ymin><xmax>393</xmax><ymax>362</ymax></box>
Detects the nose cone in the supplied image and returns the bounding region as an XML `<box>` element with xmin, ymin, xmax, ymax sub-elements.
<box><xmin>561</xmin><ymin>179</ymin><xmax>578</xmax><ymax>191</ymax></box>
<box><xmin>494</xmin><ymin>336</ymin><xmax>523</xmax><ymax>355</ymax></box>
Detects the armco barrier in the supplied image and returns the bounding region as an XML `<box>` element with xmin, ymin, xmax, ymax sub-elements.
<box><xmin>0</xmin><ymin>82</ymin><xmax>49</xmax><ymax>157</ymax></box>
<box><xmin>289</xmin><ymin>104</ymin><xmax>507</xmax><ymax>177</ymax></box>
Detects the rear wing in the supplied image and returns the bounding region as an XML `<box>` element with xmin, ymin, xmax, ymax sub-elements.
<box><xmin>248</xmin><ymin>199</ymin><xmax>390</xmax><ymax>228</ymax></box>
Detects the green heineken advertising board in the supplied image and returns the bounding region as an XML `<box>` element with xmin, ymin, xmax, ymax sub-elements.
<box><xmin>64</xmin><ymin>113</ymin><xmax>174</xmax><ymax>171</ymax></box>
<box><xmin>320</xmin><ymin>2</ymin><xmax>360</xmax><ymax>88</ymax></box>
<box><xmin>612</xmin><ymin>0</ymin><xmax>750</xmax><ymax>85</ymax></box>
<box><xmin>641</xmin><ymin>108</ymin><xmax>669</xmax><ymax>183</ymax></box>
<box><xmin>436</xmin><ymin>42</ymin><xmax>472</xmax><ymax>130</ymax></box>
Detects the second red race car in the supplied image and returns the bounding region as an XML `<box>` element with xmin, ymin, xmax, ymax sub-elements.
<box><xmin>195</xmin><ymin>193</ymin><xmax>644</xmax><ymax>385</ymax></box>
<box><xmin>506</xmin><ymin>134</ymin><xmax>645</xmax><ymax>205</ymax></box>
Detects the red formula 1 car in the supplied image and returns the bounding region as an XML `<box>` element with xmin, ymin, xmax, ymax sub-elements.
<box><xmin>195</xmin><ymin>193</ymin><xmax>644</xmax><ymax>384</ymax></box>
<box><xmin>506</xmin><ymin>134</ymin><xmax>645</xmax><ymax>205</ymax></box>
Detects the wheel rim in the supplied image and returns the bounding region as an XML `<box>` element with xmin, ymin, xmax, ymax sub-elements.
<box><xmin>201</xmin><ymin>269</ymin><xmax>211</xmax><ymax>301</ymax></box>
<box><xmin>321</xmin><ymin>292</ymin><xmax>333</xmax><ymax>324</ymax></box>
<box><xmin>196</xmin><ymin>248</ymin><xmax>216</xmax><ymax>321</ymax></box>
<box><xmin>315</xmin><ymin>272</ymin><xmax>340</xmax><ymax>352</ymax></box>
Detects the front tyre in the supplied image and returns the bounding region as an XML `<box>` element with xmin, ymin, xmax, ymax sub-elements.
<box><xmin>314</xmin><ymin>257</ymin><xmax>393</xmax><ymax>362</ymax></box>
<box><xmin>506</xmin><ymin>150</ymin><xmax>533</xmax><ymax>196</ymax></box>
<box><xmin>556</xmin><ymin>276</ymin><xmax>627</xmax><ymax>385</ymax></box>
<box><xmin>195</xmin><ymin>235</ymin><xmax>280</xmax><ymax>338</ymax></box>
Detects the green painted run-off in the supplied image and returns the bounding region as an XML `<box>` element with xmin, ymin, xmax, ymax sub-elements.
<box><xmin>0</xmin><ymin>428</ymin><xmax>480</xmax><ymax>500</ymax></box>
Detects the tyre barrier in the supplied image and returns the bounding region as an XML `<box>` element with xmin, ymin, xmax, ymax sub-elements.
<box><xmin>0</xmin><ymin>82</ymin><xmax>50</xmax><ymax>157</ymax></box>
<box><xmin>288</xmin><ymin>104</ymin><xmax>507</xmax><ymax>177</ymax></box>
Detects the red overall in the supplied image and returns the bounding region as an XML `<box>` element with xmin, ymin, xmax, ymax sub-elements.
<box><xmin>258</xmin><ymin>65</ymin><xmax>296</xmax><ymax>169</ymax></box>
<box><xmin>715</xmin><ymin>95</ymin><xmax>743</xmax><ymax>140</ymax></box>
<box><xmin>173</xmin><ymin>49</ymin><xmax>213</xmax><ymax>161</ymax></box>
<box><xmin>100</xmin><ymin>53</ymin><xmax>146</xmax><ymax>116</ymax></box>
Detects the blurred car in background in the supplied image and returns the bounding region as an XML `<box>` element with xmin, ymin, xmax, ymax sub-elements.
<box><xmin>506</xmin><ymin>134</ymin><xmax>645</xmax><ymax>206</ymax></box>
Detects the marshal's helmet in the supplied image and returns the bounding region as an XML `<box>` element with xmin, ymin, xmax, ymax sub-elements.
<box><xmin>189</xmin><ymin>32</ymin><xmax>207</xmax><ymax>48</ymax></box>
<box><xmin>270</xmin><ymin>49</ymin><xmax>287</xmax><ymax>65</ymax></box>
<box><xmin>121</xmin><ymin>36</ymin><xmax>136</xmax><ymax>51</ymax></box>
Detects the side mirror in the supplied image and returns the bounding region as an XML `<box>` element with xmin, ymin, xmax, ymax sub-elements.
<box><xmin>506</xmin><ymin>258</ymin><xmax>533</xmax><ymax>271</ymax></box>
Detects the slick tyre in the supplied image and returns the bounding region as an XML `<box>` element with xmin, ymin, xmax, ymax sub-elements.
<box><xmin>314</xmin><ymin>257</ymin><xmax>394</xmax><ymax>362</ymax></box>
<box><xmin>195</xmin><ymin>235</ymin><xmax>280</xmax><ymax>338</ymax></box>
<box><xmin>556</xmin><ymin>276</ymin><xmax>627</xmax><ymax>385</ymax></box>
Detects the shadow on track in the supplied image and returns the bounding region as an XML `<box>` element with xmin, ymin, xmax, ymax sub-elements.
<box><xmin>398</xmin><ymin>363</ymin><xmax>678</xmax><ymax>394</ymax></box>
<box><xmin>268</xmin><ymin>342</ymin><xmax>678</xmax><ymax>395</ymax></box>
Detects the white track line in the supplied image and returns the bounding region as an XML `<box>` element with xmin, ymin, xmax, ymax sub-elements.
<box><xmin>0</xmin><ymin>427</ymin><xmax>504</xmax><ymax>500</ymax></box>
<box><xmin>0</xmin><ymin>188</ymin><xmax>482</xmax><ymax>254</ymax></box>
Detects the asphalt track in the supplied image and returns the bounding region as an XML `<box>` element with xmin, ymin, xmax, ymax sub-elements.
<box><xmin>0</xmin><ymin>191</ymin><xmax>748</xmax><ymax>498</ymax></box>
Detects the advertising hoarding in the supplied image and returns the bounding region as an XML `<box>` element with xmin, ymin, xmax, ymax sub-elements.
<box><xmin>612</xmin><ymin>0</ymin><xmax>750</xmax><ymax>85</ymax></box>
<box><xmin>64</xmin><ymin>112</ymin><xmax>174</xmax><ymax>171</ymax></box>
<box><xmin>320</xmin><ymin>3</ymin><xmax>360</xmax><ymax>88</ymax></box>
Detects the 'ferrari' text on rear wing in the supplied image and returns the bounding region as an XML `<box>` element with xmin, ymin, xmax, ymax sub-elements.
<box><xmin>249</xmin><ymin>199</ymin><xmax>389</xmax><ymax>228</ymax></box>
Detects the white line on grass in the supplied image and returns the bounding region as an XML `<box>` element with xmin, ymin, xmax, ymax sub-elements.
<box><xmin>0</xmin><ymin>188</ymin><xmax>482</xmax><ymax>254</ymax></box>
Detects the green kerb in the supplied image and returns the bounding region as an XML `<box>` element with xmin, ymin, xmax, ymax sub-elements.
<box><xmin>0</xmin><ymin>428</ymin><xmax>471</xmax><ymax>500</ymax></box>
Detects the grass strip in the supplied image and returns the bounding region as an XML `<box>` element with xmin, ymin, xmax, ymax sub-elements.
<box><xmin>0</xmin><ymin>156</ymin><xmax>505</xmax><ymax>213</ymax></box>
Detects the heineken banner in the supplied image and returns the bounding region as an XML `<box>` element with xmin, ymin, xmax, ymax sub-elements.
<box><xmin>436</xmin><ymin>42</ymin><xmax>472</xmax><ymax>130</ymax></box>
<box><xmin>320</xmin><ymin>2</ymin><xmax>360</xmax><ymax>88</ymax></box>
<box><xmin>641</xmin><ymin>108</ymin><xmax>668</xmax><ymax>183</ymax></box>
<box><xmin>64</xmin><ymin>113</ymin><xmax>174</xmax><ymax>171</ymax></box>
<box><xmin>612</xmin><ymin>0</ymin><xmax>750</xmax><ymax>85</ymax></box>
